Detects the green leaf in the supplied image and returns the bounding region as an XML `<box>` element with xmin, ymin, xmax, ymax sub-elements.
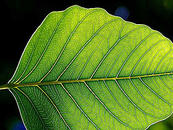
<box><xmin>1</xmin><ymin>5</ymin><xmax>173</xmax><ymax>129</ymax></box>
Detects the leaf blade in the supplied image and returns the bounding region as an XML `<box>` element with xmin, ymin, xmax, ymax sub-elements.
<box><xmin>5</xmin><ymin>5</ymin><xmax>173</xmax><ymax>130</ymax></box>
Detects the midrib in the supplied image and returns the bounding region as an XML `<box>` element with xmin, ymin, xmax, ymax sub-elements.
<box><xmin>0</xmin><ymin>72</ymin><xmax>172</xmax><ymax>90</ymax></box>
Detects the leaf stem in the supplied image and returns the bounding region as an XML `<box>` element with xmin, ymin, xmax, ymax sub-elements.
<box><xmin>0</xmin><ymin>84</ymin><xmax>15</xmax><ymax>90</ymax></box>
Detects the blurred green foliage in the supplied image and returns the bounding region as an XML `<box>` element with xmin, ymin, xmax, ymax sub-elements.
<box><xmin>149</xmin><ymin>115</ymin><xmax>173</xmax><ymax>130</ymax></box>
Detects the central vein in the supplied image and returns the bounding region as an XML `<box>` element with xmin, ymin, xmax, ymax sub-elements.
<box><xmin>0</xmin><ymin>72</ymin><xmax>172</xmax><ymax>90</ymax></box>
<box><xmin>4</xmin><ymin>72</ymin><xmax>171</xmax><ymax>89</ymax></box>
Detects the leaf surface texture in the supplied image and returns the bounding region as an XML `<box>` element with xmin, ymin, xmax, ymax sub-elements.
<box><xmin>9</xmin><ymin>5</ymin><xmax>173</xmax><ymax>130</ymax></box>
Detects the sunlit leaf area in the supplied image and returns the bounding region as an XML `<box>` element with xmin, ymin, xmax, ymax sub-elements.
<box><xmin>0</xmin><ymin>0</ymin><xmax>173</xmax><ymax>130</ymax></box>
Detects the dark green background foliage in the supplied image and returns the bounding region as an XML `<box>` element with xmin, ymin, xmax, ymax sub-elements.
<box><xmin>0</xmin><ymin>0</ymin><xmax>173</xmax><ymax>129</ymax></box>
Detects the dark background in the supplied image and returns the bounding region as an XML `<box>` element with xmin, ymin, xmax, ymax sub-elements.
<box><xmin>0</xmin><ymin>0</ymin><xmax>173</xmax><ymax>129</ymax></box>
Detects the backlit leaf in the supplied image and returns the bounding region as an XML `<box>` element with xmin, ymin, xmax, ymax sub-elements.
<box><xmin>1</xmin><ymin>5</ymin><xmax>173</xmax><ymax>130</ymax></box>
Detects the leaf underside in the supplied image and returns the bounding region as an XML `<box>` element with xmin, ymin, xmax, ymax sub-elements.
<box><xmin>8</xmin><ymin>5</ymin><xmax>173</xmax><ymax>130</ymax></box>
